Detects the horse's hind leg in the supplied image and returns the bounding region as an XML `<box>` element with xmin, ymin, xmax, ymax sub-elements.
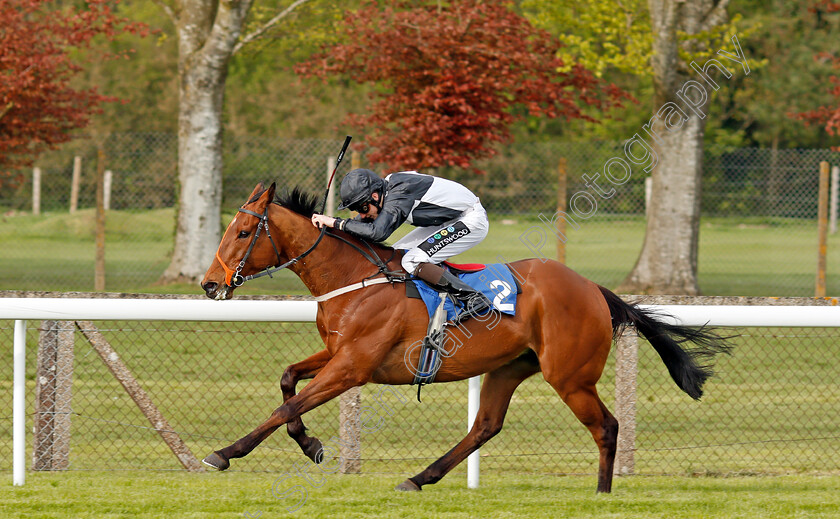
<box><xmin>550</xmin><ymin>382</ymin><xmax>618</xmax><ymax>493</ymax></box>
<box><xmin>396</xmin><ymin>350</ymin><xmax>540</xmax><ymax>491</ymax></box>
<box><xmin>281</xmin><ymin>349</ymin><xmax>331</xmax><ymax>463</ymax></box>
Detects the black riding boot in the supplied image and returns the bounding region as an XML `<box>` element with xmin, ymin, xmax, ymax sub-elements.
<box><xmin>415</xmin><ymin>263</ymin><xmax>492</xmax><ymax>323</ymax></box>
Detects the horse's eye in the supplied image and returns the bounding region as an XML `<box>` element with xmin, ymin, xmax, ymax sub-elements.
<box><xmin>238</xmin><ymin>230</ymin><xmax>250</xmax><ymax>239</ymax></box>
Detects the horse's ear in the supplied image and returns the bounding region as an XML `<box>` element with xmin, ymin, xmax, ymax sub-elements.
<box><xmin>248</xmin><ymin>182</ymin><xmax>265</xmax><ymax>201</ymax></box>
<box><xmin>265</xmin><ymin>182</ymin><xmax>276</xmax><ymax>202</ymax></box>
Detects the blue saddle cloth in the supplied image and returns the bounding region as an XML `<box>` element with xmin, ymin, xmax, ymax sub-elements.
<box><xmin>412</xmin><ymin>263</ymin><xmax>519</xmax><ymax>322</ymax></box>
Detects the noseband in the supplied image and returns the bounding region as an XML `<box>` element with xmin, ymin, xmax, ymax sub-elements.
<box><xmin>216</xmin><ymin>204</ymin><xmax>327</xmax><ymax>288</ymax></box>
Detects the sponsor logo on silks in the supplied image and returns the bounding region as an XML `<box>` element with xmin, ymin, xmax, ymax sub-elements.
<box><xmin>418</xmin><ymin>221</ymin><xmax>471</xmax><ymax>257</ymax></box>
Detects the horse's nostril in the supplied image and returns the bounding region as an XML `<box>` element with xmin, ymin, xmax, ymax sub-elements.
<box><xmin>202</xmin><ymin>282</ymin><xmax>217</xmax><ymax>296</ymax></box>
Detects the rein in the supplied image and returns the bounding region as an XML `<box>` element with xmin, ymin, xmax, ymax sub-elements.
<box><xmin>217</xmin><ymin>136</ymin><xmax>351</xmax><ymax>288</ymax></box>
<box><xmin>217</xmin><ymin>202</ymin><xmax>405</xmax><ymax>296</ymax></box>
<box><xmin>215</xmin><ymin>136</ymin><xmax>405</xmax><ymax>296</ymax></box>
<box><xmin>215</xmin><ymin>203</ymin><xmax>327</xmax><ymax>288</ymax></box>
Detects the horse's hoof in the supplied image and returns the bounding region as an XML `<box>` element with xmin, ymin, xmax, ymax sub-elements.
<box><xmin>201</xmin><ymin>452</ymin><xmax>230</xmax><ymax>471</ymax></box>
<box><xmin>395</xmin><ymin>479</ymin><xmax>421</xmax><ymax>492</ymax></box>
<box><xmin>303</xmin><ymin>437</ymin><xmax>324</xmax><ymax>464</ymax></box>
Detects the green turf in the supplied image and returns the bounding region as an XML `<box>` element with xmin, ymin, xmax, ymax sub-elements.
<box><xmin>1</xmin><ymin>472</ymin><xmax>839</xmax><ymax>519</ymax></box>
<box><xmin>1</xmin><ymin>209</ymin><xmax>839</xmax><ymax>296</ymax></box>
<box><xmin>1</xmin><ymin>323</ymin><xmax>837</xmax><ymax>477</ymax></box>
<box><xmin>1</xmin><ymin>210</ymin><xmax>839</xmax><ymax>482</ymax></box>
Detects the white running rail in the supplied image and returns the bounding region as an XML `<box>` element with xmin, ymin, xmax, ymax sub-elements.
<box><xmin>4</xmin><ymin>298</ymin><xmax>840</xmax><ymax>486</ymax></box>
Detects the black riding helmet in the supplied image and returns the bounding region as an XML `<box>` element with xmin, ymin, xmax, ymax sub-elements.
<box><xmin>337</xmin><ymin>168</ymin><xmax>385</xmax><ymax>211</ymax></box>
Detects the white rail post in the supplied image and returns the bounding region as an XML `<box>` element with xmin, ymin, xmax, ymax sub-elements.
<box><xmin>13</xmin><ymin>320</ymin><xmax>26</xmax><ymax>486</ymax></box>
<box><xmin>467</xmin><ymin>375</ymin><xmax>480</xmax><ymax>488</ymax></box>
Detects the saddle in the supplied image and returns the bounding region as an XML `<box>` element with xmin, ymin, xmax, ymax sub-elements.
<box><xmin>406</xmin><ymin>262</ymin><xmax>521</xmax><ymax>396</ymax></box>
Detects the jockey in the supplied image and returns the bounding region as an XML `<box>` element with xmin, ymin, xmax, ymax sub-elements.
<box><xmin>311</xmin><ymin>168</ymin><xmax>491</xmax><ymax>320</ymax></box>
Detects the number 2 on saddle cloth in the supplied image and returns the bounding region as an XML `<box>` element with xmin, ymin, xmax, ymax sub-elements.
<box><xmin>406</xmin><ymin>262</ymin><xmax>521</xmax><ymax>396</ymax></box>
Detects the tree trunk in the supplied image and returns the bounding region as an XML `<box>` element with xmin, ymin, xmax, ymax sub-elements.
<box><xmin>159</xmin><ymin>0</ymin><xmax>254</xmax><ymax>284</ymax></box>
<box><xmin>766</xmin><ymin>134</ymin><xmax>782</xmax><ymax>216</ymax></box>
<box><xmin>161</xmin><ymin>63</ymin><xmax>226</xmax><ymax>283</ymax></box>
<box><xmin>619</xmin><ymin>115</ymin><xmax>705</xmax><ymax>294</ymax></box>
<box><xmin>618</xmin><ymin>0</ymin><xmax>727</xmax><ymax>295</ymax></box>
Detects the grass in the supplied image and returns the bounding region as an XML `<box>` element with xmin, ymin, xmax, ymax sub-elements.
<box><xmin>1</xmin><ymin>472</ymin><xmax>839</xmax><ymax>518</ymax></box>
<box><xmin>1</xmin><ymin>209</ymin><xmax>839</xmax><ymax>295</ymax></box>
<box><xmin>2</xmin><ymin>209</ymin><xmax>839</xmax><ymax>515</ymax></box>
<box><xmin>1</xmin><ymin>323</ymin><xmax>837</xmax><ymax>477</ymax></box>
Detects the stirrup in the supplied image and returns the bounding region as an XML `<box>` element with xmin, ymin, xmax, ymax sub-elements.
<box><xmin>413</xmin><ymin>293</ymin><xmax>448</xmax><ymax>392</ymax></box>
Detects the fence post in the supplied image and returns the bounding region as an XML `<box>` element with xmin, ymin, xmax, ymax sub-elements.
<box><xmin>614</xmin><ymin>329</ymin><xmax>638</xmax><ymax>475</ymax></box>
<box><xmin>339</xmin><ymin>388</ymin><xmax>361</xmax><ymax>473</ymax></box>
<box><xmin>816</xmin><ymin>161</ymin><xmax>829</xmax><ymax>297</ymax></box>
<box><xmin>32</xmin><ymin>167</ymin><xmax>41</xmax><ymax>216</ymax></box>
<box><xmin>325</xmin><ymin>158</ymin><xmax>336</xmax><ymax>217</ymax></box>
<box><xmin>95</xmin><ymin>147</ymin><xmax>106</xmax><ymax>292</ymax></box>
<box><xmin>337</xmin><ymin>147</ymin><xmax>364</xmax><ymax>474</ymax></box>
<box><xmin>556</xmin><ymin>157</ymin><xmax>567</xmax><ymax>264</ymax></box>
<box><xmin>69</xmin><ymin>156</ymin><xmax>81</xmax><ymax>214</ymax></box>
<box><xmin>33</xmin><ymin>321</ymin><xmax>74</xmax><ymax>470</ymax></box>
<box><xmin>340</xmin><ymin>140</ymin><xmax>361</xmax><ymax>472</ymax></box>
<box><xmin>830</xmin><ymin>165</ymin><xmax>838</xmax><ymax>235</ymax></box>
<box><xmin>103</xmin><ymin>170</ymin><xmax>113</xmax><ymax>212</ymax></box>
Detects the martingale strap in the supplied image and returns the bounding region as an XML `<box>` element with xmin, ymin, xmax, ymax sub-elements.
<box><xmin>311</xmin><ymin>233</ymin><xmax>407</xmax><ymax>301</ymax></box>
<box><xmin>325</xmin><ymin>230</ymin><xmax>406</xmax><ymax>281</ymax></box>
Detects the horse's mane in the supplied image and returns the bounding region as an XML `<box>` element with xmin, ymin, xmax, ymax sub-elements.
<box><xmin>271</xmin><ymin>186</ymin><xmax>319</xmax><ymax>218</ymax></box>
<box><xmin>269</xmin><ymin>185</ymin><xmax>393</xmax><ymax>249</ymax></box>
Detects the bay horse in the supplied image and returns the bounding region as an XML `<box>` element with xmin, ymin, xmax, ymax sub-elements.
<box><xmin>199</xmin><ymin>182</ymin><xmax>731</xmax><ymax>493</ymax></box>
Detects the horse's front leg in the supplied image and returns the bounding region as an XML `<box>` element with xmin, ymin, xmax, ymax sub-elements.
<box><xmin>202</xmin><ymin>351</ymin><xmax>367</xmax><ymax>471</ymax></box>
<box><xmin>281</xmin><ymin>349</ymin><xmax>331</xmax><ymax>463</ymax></box>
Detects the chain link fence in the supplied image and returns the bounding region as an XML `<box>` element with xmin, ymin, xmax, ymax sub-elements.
<box><xmin>0</xmin><ymin>134</ymin><xmax>838</xmax><ymax>295</ymax></box>
<box><xmin>1</xmin><ymin>314</ymin><xmax>838</xmax><ymax>476</ymax></box>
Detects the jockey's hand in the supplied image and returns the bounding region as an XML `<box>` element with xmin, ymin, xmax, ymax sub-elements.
<box><xmin>311</xmin><ymin>214</ymin><xmax>337</xmax><ymax>229</ymax></box>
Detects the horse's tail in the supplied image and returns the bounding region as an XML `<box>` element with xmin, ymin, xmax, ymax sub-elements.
<box><xmin>597</xmin><ymin>285</ymin><xmax>733</xmax><ymax>400</ymax></box>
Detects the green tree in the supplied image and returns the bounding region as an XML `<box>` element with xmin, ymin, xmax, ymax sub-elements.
<box><xmin>152</xmin><ymin>0</ymin><xmax>317</xmax><ymax>284</ymax></box>
<box><xmin>791</xmin><ymin>0</ymin><xmax>840</xmax><ymax>149</ymax></box>
<box><xmin>296</xmin><ymin>0</ymin><xmax>629</xmax><ymax>173</ymax></box>
<box><xmin>0</xmin><ymin>0</ymin><xmax>147</xmax><ymax>168</ymax></box>
<box><xmin>527</xmin><ymin>0</ymin><xmax>744</xmax><ymax>295</ymax></box>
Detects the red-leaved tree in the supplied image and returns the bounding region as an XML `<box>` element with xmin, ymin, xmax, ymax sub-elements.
<box><xmin>0</xmin><ymin>0</ymin><xmax>147</xmax><ymax>169</ymax></box>
<box><xmin>794</xmin><ymin>0</ymin><xmax>840</xmax><ymax>148</ymax></box>
<box><xmin>296</xmin><ymin>0</ymin><xmax>628</xmax><ymax>172</ymax></box>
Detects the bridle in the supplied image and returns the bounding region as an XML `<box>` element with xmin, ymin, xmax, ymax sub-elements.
<box><xmin>212</xmin><ymin>135</ymin><xmax>404</xmax><ymax>291</ymax></box>
<box><xmin>216</xmin><ymin>136</ymin><xmax>352</xmax><ymax>288</ymax></box>
<box><xmin>215</xmin><ymin>203</ymin><xmax>326</xmax><ymax>288</ymax></box>
<box><xmin>215</xmin><ymin>201</ymin><xmax>405</xmax><ymax>289</ymax></box>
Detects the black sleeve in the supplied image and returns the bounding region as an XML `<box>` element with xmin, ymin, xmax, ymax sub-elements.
<box><xmin>342</xmin><ymin>206</ymin><xmax>406</xmax><ymax>242</ymax></box>
<box><xmin>341</xmin><ymin>187</ymin><xmax>415</xmax><ymax>242</ymax></box>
